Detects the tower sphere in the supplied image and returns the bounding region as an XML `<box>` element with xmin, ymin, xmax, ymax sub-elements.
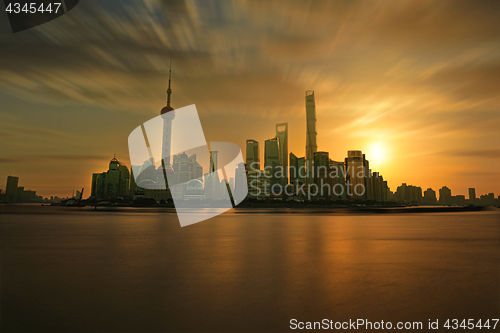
<box><xmin>161</xmin><ymin>106</ymin><xmax>175</xmax><ymax>115</ymax></box>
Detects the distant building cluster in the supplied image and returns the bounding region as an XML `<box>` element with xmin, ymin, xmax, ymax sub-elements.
<box><xmin>244</xmin><ymin>91</ymin><xmax>391</xmax><ymax>202</ymax></box>
<box><xmin>0</xmin><ymin>176</ymin><xmax>39</xmax><ymax>202</ymax></box>
<box><xmin>90</xmin><ymin>151</ymin><xmax>209</xmax><ymax>202</ymax></box>
<box><xmin>90</xmin><ymin>66</ymin><xmax>243</xmax><ymax>205</ymax></box>
<box><xmin>0</xmin><ymin>175</ymin><xmax>68</xmax><ymax>203</ymax></box>
<box><xmin>394</xmin><ymin>184</ymin><xmax>499</xmax><ymax>206</ymax></box>
<box><xmin>240</xmin><ymin>90</ymin><xmax>498</xmax><ymax>205</ymax></box>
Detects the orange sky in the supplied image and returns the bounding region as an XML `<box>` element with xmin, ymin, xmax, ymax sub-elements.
<box><xmin>0</xmin><ymin>0</ymin><xmax>499</xmax><ymax>198</ymax></box>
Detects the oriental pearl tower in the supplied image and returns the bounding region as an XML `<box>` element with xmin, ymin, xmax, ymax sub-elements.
<box><xmin>160</xmin><ymin>61</ymin><xmax>175</xmax><ymax>178</ymax></box>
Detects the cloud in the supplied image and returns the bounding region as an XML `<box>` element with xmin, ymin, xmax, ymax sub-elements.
<box><xmin>0</xmin><ymin>154</ymin><xmax>108</xmax><ymax>164</ymax></box>
<box><xmin>0</xmin><ymin>158</ymin><xmax>21</xmax><ymax>163</ymax></box>
<box><xmin>441</xmin><ymin>149</ymin><xmax>500</xmax><ymax>159</ymax></box>
<box><xmin>0</xmin><ymin>0</ymin><xmax>500</xmax><ymax>196</ymax></box>
<box><xmin>1</xmin><ymin>0</ymin><xmax>499</xmax><ymax>114</ymax></box>
<box><xmin>425</xmin><ymin>63</ymin><xmax>500</xmax><ymax>101</ymax></box>
<box><xmin>32</xmin><ymin>154</ymin><xmax>108</xmax><ymax>161</ymax></box>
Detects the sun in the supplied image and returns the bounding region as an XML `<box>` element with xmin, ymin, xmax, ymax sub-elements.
<box><xmin>367</xmin><ymin>142</ymin><xmax>387</xmax><ymax>167</ymax></box>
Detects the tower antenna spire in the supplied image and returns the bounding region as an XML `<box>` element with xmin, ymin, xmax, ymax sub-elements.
<box><xmin>166</xmin><ymin>59</ymin><xmax>172</xmax><ymax>108</ymax></box>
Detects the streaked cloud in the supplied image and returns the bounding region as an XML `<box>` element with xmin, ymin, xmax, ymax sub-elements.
<box><xmin>0</xmin><ymin>0</ymin><xmax>499</xmax><ymax>196</ymax></box>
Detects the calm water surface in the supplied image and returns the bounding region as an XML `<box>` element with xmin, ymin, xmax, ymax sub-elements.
<box><xmin>1</xmin><ymin>206</ymin><xmax>499</xmax><ymax>332</ymax></box>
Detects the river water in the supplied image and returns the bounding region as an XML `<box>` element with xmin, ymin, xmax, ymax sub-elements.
<box><xmin>1</xmin><ymin>206</ymin><xmax>499</xmax><ymax>332</ymax></box>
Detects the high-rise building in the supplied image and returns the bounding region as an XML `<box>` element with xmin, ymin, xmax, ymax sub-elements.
<box><xmin>345</xmin><ymin>150</ymin><xmax>366</xmax><ymax>200</ymax></box>
<box><xmin>487</xmin><ymin>193</ymin><xmax>495</xmax><ymax>205</ymax></box>
<box><xmin>264</xmin><ymin>138</ymin><xmax>279</xmax><ymax>168</ymax></box>
<box><xmin>305</xmin><ymin>90</ymin><xmax>317</xmax><ymax>183</ymax></box>
<box><xmin>394</xmin><ymin>183</ymin><xmax>422</xmax><ymax>204</ymax></box>
<box><xmin>382</xmin><ymin>180</ymin><xmax>389</xmax><ymax>202</ymax></box>
<box><xmin>423</xmin><ymin>188</ymin><xmax>437</xmax><ymax>204</ymax></box>
<box><xmin>313</xmin><ymin>152</ymin><xmax>329</xmax><ymax>182</ymax></box>
<box><xmin>289</xmin><ymin>152</ymin><xmax>306</xmax><ymax>184</ymax></box>
<box><xmin>129</xmin><ymin>169</ymin><xmax>137</xmax><ymax>197</ymax></box>
<box><xmin>313</xmin><ymin>151</ymin><xmax>330</xmax><ymax>199</ymax></box>
<box><xmin>171</xmin><ymin>152</ymin><xmax>203</xmax><ymax>185</ymax></box>
<box><xmin>165</xmin><ymin>151</ymin><xmax>204</xmax><ymax>200</ymax></box>
<box><xmin>439</xmin><ymin>186</ymin><xmax>452</xmax><ymax>205</ymax></box>
<box><xmin>91</xmin><ymin>156</ymin><xmax>130</xmax><ymax>199</ymax></box>
<box><xmin>264</xmin><ymin>138</ymin><xmax>280</xmax><ymax>189</ymax></box>
<box><xmin>245</xmin><ymin>139</ymin><xmax>260</xmax><ymax>171</ymax></box>
<box><xmin>91</xmin><ymin>173</ymin><xmax>106</xmax><ymax>198</ymax></box>
<box><xmin>372</xmin><ymin>172</ymin><xmax>383</xmax><ymax>202</ymax></box>
<box><xmin>454</xmin><ymin>195</ymin><xmax>466</xmax><ymax>206</ymax></box>
<box><xmin>234</xmin><ymin>162</ymin><xmax>248</xmax><ymax>200</ymax></box>
<box><xmin>372</xmin><ymin>172</ymin><xmax>390</xmax><ymax>203</ymax></box>
<box><xmin>363</xmin><ymin>154</ymin><xmax>371</xmax><ymax>201</ymax></box>
<box><xmin>275</xmin><ymin>123</ymin><xmax>288</xmax><ymax>185</ymax></box>
<box><xmin>210</xmin><ymin>150</ymin><xmax>218</xmax><ymax>172</ymax></box>
<box><xmin>207</xmin><ymin>150</ymin><xmax>223</xmax><ymax>200</ymax></box>
<box><xmin>132</xmin><ymin>157</ymin><xmax>157</xmax><ymax>193</ymax></box>
<box><xmin>3</xmin><ymin>176</ymin><xmax>40</xmax><ymax>202</ymax></box>
<box><xmin>6</xmin><ymin>176</ymin><xmax>18</xmax><ymax>197</ymax></box>
<box><xmin>468</xmin><ymin>188</ymin><xmax>476</xmax><ymax>204</ymax></box>
<box><xmin>288</xmin><ymin>152</ymin><xmax>306</xmax><ymax>200</ymax></box>
<box><xmin>290</xmin><ymin>152</ymin><xmax>298</xmax><ymax>183</ymax></box>
<box><xmin>329</xmin><ymin>160</ymin><xmax>346</xmax><ymax>200</ymax></box>
<box><xmin>247</xmin><ymin>167</ymin><xmax>271</xmax><ymax>199</ymax></box>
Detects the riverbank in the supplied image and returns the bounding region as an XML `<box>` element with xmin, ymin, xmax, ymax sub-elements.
<box><xmin>0</xmin><ymin>203</ymin><xmax>497</xmax><ymax>215</ymax></box>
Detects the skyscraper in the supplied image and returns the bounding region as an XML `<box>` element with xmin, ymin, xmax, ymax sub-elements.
<box><xmin>424</xmin><ymin>188</ymin><xmax>437</xmax><ymax>204</ymax></box>
<box><xmin>313</xmin><ymin>151</ymin><xmax>330</xmax><ymax>199</ymax></box>
<box><xmin>208</xmin><ymin>150</ymin><xmax>223</xmax><ymax>200</ymax></box>
<box><xmin>91</xmin><ymin>156</ymin><xmax>130</xmax><ymax>199</ymax></box>
<box><xmin>289</xmin><ymin>152</ymin><xmax>306</xmax><ymax>199</ymax></box>
<box><xmin>171</xmin><ymin>152</ymin><xmax>203</xmax><ymax>184</ymax></box>
<box><xmin>265</xmin><ymin>138</ymin><xmax>280</xmax><ymax>189</ymax></box>
<box><xmin>439</xmin><ymin>186</ymin><xmax>452</xmax><ymax>205</ymax></box>
<box><xmin>235</xmin><ymin>162</ymin><xmax>247</xmax><ymax>201</ymax></box>
<box><xmin>468</xmin><ymin>188</ymin><xmax>476</xmax><ymax>204</ymax></box>
<box><xmin>305</xmin><ymin>90</ymin><xmax>317</xmax><ymax>183</ymax></box>
<box><xmin>313</xmin><ymin>151</ymin><xmax>329</xmax><ymax>185</ymax></box>
<box><xmin>394</xmin><ymin>183</ymin><xmax>422</xmax><ymax>204</ymax></box>
<box><xmin>329</xmin><ymin>160</ymin><xmax>346</xmax><ymax>200</ymax></box>
<box><xmin>372</xmin><ymin>172</ymin><xmax>383</xmax><ymax>202</ymax></box>
<box><xmin>345</xmin><ymin>150</ymin><xmax>365</xmax><ymax>200</ymax></box>
<box><xmin>264</xmin><ymin>138</ymin><xmax>279</xmax><ymax>168</ymax></box>
<box><xmin>289</xmin><ymin>153</ymin><xmax>298</xmax><ymax>183</ymax></box>
<box><xmin>275</xmin><ymin>123</ymin><xmax>288</xmax><ymax>185</ymax></box>
<box><xmin>5</xmin><ymin>176</ymin><xmax>19</xmax><ymax>202</ymax></box>
<box><xmin>6</xmin><ymin>175</ymin><xmax>18</xmax><ymax>196</ymax></box>
<box><xmin>245</xmin><ymin>139</ymin><xmax>260</xmax><ymax>171</ymax></box>
<box><xmin>363</xmin><ymin>154</ymin><xmax>371</xmax><ymax>201</ymax></box>
<box><xmin>210</xmin><ymin>150</ymin><xmax>218</xmax><ymax>172</ymax></box>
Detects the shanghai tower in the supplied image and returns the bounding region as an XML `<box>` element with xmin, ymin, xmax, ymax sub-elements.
<box><xmin>305</xmin><ymin>90</ymin><xmax>317</xmax><ymax>182</ymax></box>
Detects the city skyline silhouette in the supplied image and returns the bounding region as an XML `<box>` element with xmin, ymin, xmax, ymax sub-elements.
<box><xmin>2</xmin><ymin>84</ymin><xmax>498</xmax><ymax>206</ymax></box>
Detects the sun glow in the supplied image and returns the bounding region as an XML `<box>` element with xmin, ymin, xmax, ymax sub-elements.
<box><xmin>367</xmin><ymin>142</ymin><xmax>388</xmax><ymax>168</ymax></box>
